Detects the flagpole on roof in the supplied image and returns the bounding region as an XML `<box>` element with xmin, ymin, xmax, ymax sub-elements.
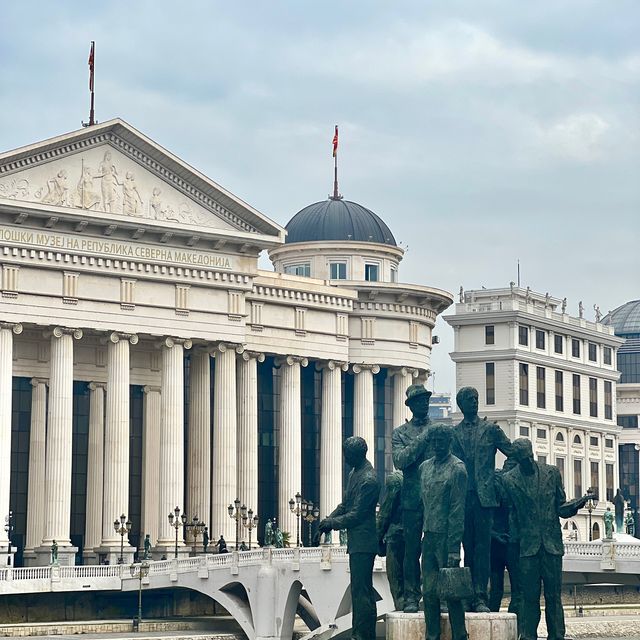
<box><xmin>331</xmin><ymin>124</ymin><xmax>342</xmax><ymax>200</ymax></box>
<box><xmin>83</xmin><ymin>42</ymin><xmax>96</xmax><ymax>127</ymax></box>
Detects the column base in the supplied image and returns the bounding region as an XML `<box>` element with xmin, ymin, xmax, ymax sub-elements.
<box><xmin>95</xmin><ymin>545</ymin><xmax>136</xmax><ymax>566</ymax></box>
<box><xmin>386</xmin><ymin>611</ymin><xmax>517</xmax><ymax>640</ymax></box>
<box><xmin>33</xmin><ymin>545</ymin><xmax>78</xmax><ymax>567</ymax></box>
<box><xmin>82</xmin><ymin>549</ymin><xmax>101</xmax><ymax>565</ymax></box>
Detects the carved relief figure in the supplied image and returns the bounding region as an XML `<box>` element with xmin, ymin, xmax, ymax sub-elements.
<box><xmin>97</xmin><ymin>150</ymin><xmax>121</xmax><ymax>212</ymax></box>
<box><xmin>0</xmin><ymin>178</ymin><xmax>30</xmax><ymax>199</ymax></box>
<box><xmin>75</xmin><ymin>166</ymin><xmax>101</xmax><ymax>210</ymax></box>
<box><xmin>40</xmin><ymin>169</ymin><xmax>69</xmax><ymax>206</ymax></box>
<box><xmin>122</xmin><ymin>172</ymin><xmax>143</xmax><ymax>215</ymax></box>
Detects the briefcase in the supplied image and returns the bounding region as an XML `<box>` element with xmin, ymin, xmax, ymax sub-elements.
<box><xmin>437</xmin><ymin>566</ymin><xmax>473</xmax><ymax>601</ymax></box>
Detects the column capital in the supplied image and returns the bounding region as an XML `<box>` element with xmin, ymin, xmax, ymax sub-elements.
<box><xmin>388</xmin><ymin>366</ymin><xmax>419</xmax><ymax>378</ymax></box>
<box><xmin>30</xmin><ymin>377</ymin><xmax>48</xmax><ymax>387</ymax></box>
<box><xmin>106</xmin><ymin>331</ymin><xmax>139</xmax><ymax>345</ymax></box>
<box><xmin>211</xmin><ymin>342</ymin><xmax>244</xmax><ymax>355</ymax></box>
<box><xmin>88</xmin><ymin>381</ymin><xmax>106</xmax><ymax>391</ymax></box>
<box><xmin>0</xmin><ymin>322</ymin><xmax>23</xmax><ymax>335</ymax></box>
<box><xmin>352</xmin><ymin>363</ymin><xmax>380</xmax><ymax>375</ymax></box>
<box><xmin>315</xmin><ymin>360</ymin><xmax>348</xmax><ymax>372</ymax></box>
<box><xmin>159</xmin><ymin>336</ymin><xmax>192</xmax><ymax>350</ymax></box>
<box><xmin>275</xmin><ymin>355</ymin><xmax>308</xmax><ymax>368</ymax></box>
<box><xmin>240</xmin><ymin>350</ymin><xmax>266</xmax><ymax>363</ymax></box>
<box><xmin>143</xmin><ymin>385</ymin><xmax>161</xmax><ymax>394</ymax></box>
<box><xmin>46</xmin><ymin>326</ymin><xmax>83</xmax><ymax>340</ymax></box>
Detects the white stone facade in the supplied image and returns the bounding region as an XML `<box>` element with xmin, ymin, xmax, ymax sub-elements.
<box><xmin>444</xmin><ymin>287</ymin><xmax>624</xmax><ymax>542</ymax></box>
<box><xmin>0</xmin><ymin>119</ymin><xmax>452</xmax><ymax>565</ymax></box>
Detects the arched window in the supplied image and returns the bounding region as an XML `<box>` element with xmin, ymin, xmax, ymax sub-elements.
<box><xmin>573</xmin><ymin>434</ymin><xmax>582</xmax><ymax>445</ymax></box>
<box><xmin>592</xmin><ymin>522</ymin><xmax>600</xmax><ymax>541</ymax></box>
<box><xmin>556</xmin><ymin>432</ymin><xmax>565</xmax><ymax>442</ymax></box>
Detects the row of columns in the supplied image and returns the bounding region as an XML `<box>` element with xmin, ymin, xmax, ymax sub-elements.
<box><xmin>0</xmin><ymin>323</ymin><xmax>420</xmax><ymax>564</ymax></box>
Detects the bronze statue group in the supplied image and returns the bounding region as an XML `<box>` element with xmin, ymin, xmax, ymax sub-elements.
<box><xmin>319</xmin><ymin>384</ymin><xmax>590</xmax><ymax>640</ymax></box>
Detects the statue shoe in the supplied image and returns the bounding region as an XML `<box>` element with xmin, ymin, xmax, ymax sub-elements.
<box><xmin>473</xmin><ymin>602</ymin><xmax>491</xmax><ymax>613</ymax></box>
<box><xmin>404</xmin><ymin>600</ymin><xmax>419</xmax><ymax>613</ymax></box>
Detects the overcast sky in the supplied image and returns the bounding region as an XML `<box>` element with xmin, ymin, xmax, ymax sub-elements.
<box><xmin>1</xmin><ymin>1</ymin><xmax>638</xmax><ymax>395</ymax></box>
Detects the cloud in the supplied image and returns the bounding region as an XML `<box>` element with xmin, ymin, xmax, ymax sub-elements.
<box><xmin>536</xmin><ymin>113</ymin><xmax>611</xmax><ymax>162</ymax></box>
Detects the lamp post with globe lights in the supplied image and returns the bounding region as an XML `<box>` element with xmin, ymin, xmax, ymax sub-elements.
<box><xmin>242</xmin><ymin>509</ymin><xmax>259</xmax><ymax>549</ymax></box>
<box><xmin>113</xmin><ymin>514</ymin><xmax>132</xmax><ymax>564</ymax></box>
<box><xmin>302</xmin><ymin>501</ymin><xmax>320</xmax><ymax>547</ymax></box>
<box><xmin>289</xmin><ymin>492</ymin><xmax>303</xmax><ymax>548</ymax></box>
<box><xmin>228</xmin><ymin>499</ymin><xmax>246</xmax><ymax>550</ymax></box>
<box><xmin>167</xmin><ymin>506</ymin><xmax>186</xmax><ymax>559</ymax></box>
<box><xmin>586</xmin><ymin>488</ymin><xmax>599</xmax><ymax>542</ymax></box>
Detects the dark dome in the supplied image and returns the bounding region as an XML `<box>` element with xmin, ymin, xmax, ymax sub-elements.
<box><xmin>285</xmin><ymin>199</ymin><xmax>397</xmax><ymax>246</ymax></box>
<box><xmin>603</xmin><ymin>300</ymin><xmax>640</xmax><ymax>336</ymax></box>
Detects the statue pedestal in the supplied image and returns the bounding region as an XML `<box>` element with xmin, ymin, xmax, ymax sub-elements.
<box><xmin>386</xmin><ymin>611</ymin><xmax>517</xmax><ymax>640</ymax></box>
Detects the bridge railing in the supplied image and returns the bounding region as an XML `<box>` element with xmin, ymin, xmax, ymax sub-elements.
<box><xmin>564</xmin><ymin>542</ymin><xmax>602</xmax><ymax>558</ymax></box>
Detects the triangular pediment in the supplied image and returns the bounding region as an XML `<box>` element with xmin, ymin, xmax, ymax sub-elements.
<box><xmin>0</xmin><ymin>119</ymin><xmax>284</xmax><ymax>244</ymax></box>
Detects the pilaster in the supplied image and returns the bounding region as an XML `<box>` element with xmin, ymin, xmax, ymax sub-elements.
<box><xmin>352</xmin><ymin>363</ymin><xmax>380</xmax><ymax>466</ymax></box>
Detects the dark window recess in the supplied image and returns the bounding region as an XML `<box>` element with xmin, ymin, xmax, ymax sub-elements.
<box><xmin>590</xmin><ymin>436</ymin><xmax>599</xmax><ymax>447</ymax></box>
<box><xmin>572</xmin><ymin>339</ymin><xmax>581</xmax><ymax>358</ymax></box>
<box><xmin>604</xmin><ymin>381</ymin><xmax>612</xmax><ymax>420</ymax></box>
<box><xmin>555</xmin><ymin>432</ymin><xmax>564</xmax><ymax>442</ymax></box>
<box><xmin>485</xmin><ymin>325</ymin><xmax>495</xmax><ymax>345</ymax></box>
<box><xmin>536</xmin><ymin>367</ymin><xmax>546</xmax><ymax>409</ymax></box>
<box><xmin>588</xmin><ymin>343</ymin><xmax>597</xmax><ymax>362</ymax></box>
<box><xmin>485</xmin><ymin>362</ymin><xmax>495</xmax><ymax>405</ymax></box>
<box><xmin>537</xmin><ymin>428</ymin><xmax>547</xmax><ymax>440</ymax></box>
<box><xmin>519</xmin><ymin>425</ymin><xmax>530</xmax><ymax>437</ymax></box>
<box><xmin>519</xmin><ymin>363</ymin><xmax>529</xmax><ymax>406</ymax></box>
<box><xmin>606</xmin><ymin>463</ymin><xmax>614</xmax><ymax>502</ymax></box>
<box><xmin>572</xmin><ymin>374</ymin><xmax>581</xmax><ymax>414</ymax></box>
<box><xmin>536</xmin><ymin>330</ymin><xmax>546</xmax><ymax>350</ymax></box>
<box><xmin>589</xmin><ymin>378</ymin><xmax>598</xmax><ymax>417</ymax></box>
<box><xmin>555</xmin><ymin>370</ymin><xmax>563</xmax><ymax>412</ymax></box>
<box><xmin>618</xmin><ymin>415</ymin><xmax>639</xmax><ymax>429</ymax></box>
<box><xmin>554</xmin><ymin>334</ymin><xmax>564</xmax><ymax>354</ymax></box>
<box><xmin>590</xmin><ymin>461</ymin><xmax>599</xmax><ymax>496</ymax></box>
<box><xmin>603</xmin><ymin>347</ymin><xmax>612</xmax><ymax>365</ymax></box>
<box><xmin>574</xmin><ymin>459</ymin><xmax>583</xmax><ymax>498</ymax></box>
<box><xmin>364</xmin><ymin>264</ymin><xmax>379</xmax><ymax>282</ymax></box>
<box><xmin>518</xmin><ymin>326</ymin><xmax>529</xmax><ymax>346</ymax></box>
<box><xmin>605</xmin><ymin>438</ymin><xmax>614</xmax><ymax>449</ymax></box>
<box><xmin>556</xmin><ymin>457</ymin><xmax>565</xmax><ymax>485</ymax></box>
<box><xmin>573</xmin><ymin>434</ymin><xmax>582</xmax><ymax>445</ymax></box>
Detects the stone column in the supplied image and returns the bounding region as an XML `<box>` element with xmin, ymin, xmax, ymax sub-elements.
<box><xmin>278</xmin><ymin>355</ymin><xmax>308</xmax><ymax>537</ymax></box>
<box><xmin>83</xmin><ymin>382</ymin><xmax>105</xmax><ymax>563</ymax></box>
<box><xmin>237</xmin><ymin>351</ymin><xmax>265</xmax><ymax>524</ymax></box>
<box><xmin>352</xmin><ymin>363</ymin><xmax>380</xmax><ymax>466</ymax></box>
<box><xmin>24</xmin><ymin>377</ymin><xmax>47</xmax><ymax>563</ymax></box>
<box><xmin>39</xmin><ymin>327</ymin><xmax>82</xmax><ymax>566</ymax></box>
<box><xmin>157</xmin><ymin>337</ymin><xmax>191</xmax><ymax>551</ymax></box>
<box><xmin>100</xmin><ymin>332</ymin><xmax>137</xmax><ymax>564</ymax></box>
<box><xmin>0</xmin><ymin>323</ymin><xmax>22</xmax><ymax>564</ymax></box>
<box><xmin>318</xmin><ymin>361</ymin><xmax>347</xmax><ymax>518</ymax></box>
<box><xmin>211</xmin><ymin>343</ymin><xmax>240</xmax><ymax>545</ymax></box>
<box><xmin>391</xmin><ymin>367</ymin><xmax>417</xmax><ymax>428</ymax></box>
<box><xmin>187</xmin><ymin>350</ymin><xmax>211</xmax><ymax>542</ymax></box>
<box><xmin>141</xmin><ymin>386</ymin><xmax>161</xmax><ymax>548</ymax></box>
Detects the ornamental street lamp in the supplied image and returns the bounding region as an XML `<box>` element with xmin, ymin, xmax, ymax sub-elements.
<box><xmin>586</xmin><ymin>488</ymin><xmax>599</xmax><ymax>542</ymax></box>
<box><xmin>167</xmin><ymin>506</ymin><xmax>187</xmax><ymax>559</ymax></box>
<box><xmin>242</xmin><ymin>509</ymin><xmax>259</xmax><ymax>549</ymax></box>
<box><xmin>289</xmin><ymin>492</ymin><xmax>303</xmax><ymax>548</ymax></box>
<box><xmin>130</xmin><ymin>561</ymin><xmax>150</xmax><ymax>631</ymax></box>
<box><xmin>113</xmin><ymin>514</ymin><xmax>132</xmax><ymax>564</ymax></box>
<box><xmin>301</xmin><ymin>501</ymin><xmax>320</xmax><ymax>547</ymax></box>
<box><xmin>228</xmin><ymin>499</ymin><xmax>246</xmax><ymax>550</ymax></box>
<box><xmin>184</xmin><ymin>515</ymin><xmax>206</xmax><ymax>555</ymax></box>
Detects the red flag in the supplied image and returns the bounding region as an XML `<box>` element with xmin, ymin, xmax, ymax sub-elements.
<box><xmin>88</xmin><ymin>42</ymin><xmax>95</xmax><ymax>91</ymax></box>
<box><xmin>332</xmin><ymin>125</ymin><xmax>338</xmax><ymax>157</ymax></box>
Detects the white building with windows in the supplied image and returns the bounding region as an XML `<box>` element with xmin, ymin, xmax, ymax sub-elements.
<box><xmin>0</xmin><ymin>119</ymin><xmax>452</xmax><ymax>567</ymax></box>
<box><xmin>444</xmin><ymin>286</ymin><xmax>624</xmax><ymax>541</ymax></box>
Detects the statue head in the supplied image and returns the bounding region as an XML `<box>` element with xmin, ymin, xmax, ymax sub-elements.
<box><xmin>405</xmin><ymin>384</ymin><xmax>431</xmax><ymax>419</ymax></box>
<box><xmin>429</xmin><ymin>424</ymin><xmax>453</xmax><ymax>462</ymax></box>
<box><xmin>502</xmin><ymin>454</ymin><xmax>518</xmax><ymax>473</ymax></box>
<box><xmin>343</xmin><ymin>436</ymin><xmax>367</xmax><ymax>468</ymax></box>
<box><xmin>511</xmin><ymin>438</ymin><xmax>535</xmax><ymax>475</ymax></box>
<box><xmin>456</xmin><ymin>386</ymin><xmax>479</xmax><ymax>416</ymax></box>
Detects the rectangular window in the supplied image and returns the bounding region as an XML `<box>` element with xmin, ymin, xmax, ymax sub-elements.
<box><xmin>604</xmin><ymin>381</ymin><xmax>612</xmax><ymax>420</ymax></box>
<box><xmin>574</xmin><ymin>459</ymin><xmax>583</xmax><ymax>498</ymax></box>
<box><xmin>555</xmin><ymin>370</ymin><xmax>564</xmax><ymax>411</ymax></box>
<box><xmin>554</xmin><ymin>334</ymin><xmax>564</xmax><ymax>354</ymax></box>
<box><xmin>537</xmin><ymin>428</ymin><xmax>547</xmax><ymax>440</ymax></box>
<box><xmin>588</xmin><ymin>343</ymin><xmax>597</xmax><ymax>362</ymax></box>
<box><xmin>589</xmin><ymin>378</ymin><xmax>598</xmax><ymax>417</ymax></box>
<box><xmin>590</xmin><ymin>436</ymin><xmax>599</xmax><ymax>447</ymax></box>
<box><xmin>604</xmin><ymin>347</ymin><xmax>612</xmax><ymax>365</ymax></box>
<box><xmin>284</xmin><ymin>263</ymin><xmax>311</xmax><ymax>277</ymax></box>
<box><xmin>519</xmin><ymin>425</ymin><xmax>530</xmax><ymax>437</ymax></box>
<box><xmin>485</xmin><ymin>325</ymin><xmax>495</xmax><ymax>345</ymax></box>
<box><xmin>538</xmin><ymin>454</ymin><xmax>547</xmax><ymax>464</ymax></box>
<box><xmin>572</xmin><ymin>338</ymin><xmax>581</xmax><ymax>358</ymax></box>
<box><xmin>485</xmin><ymin>362</ymin><xmax>495</xmax><ymax>405</ymax></box>
<box><xmin>518</xmin><ymin>325</ymin><xmax>529</xmax><ymax>346</ymax></box>
<box><xmin>618</xmin><ymin>415</ymin><xmax>639</xmax><ymax>429</ymax></box>
<box><xmin>519</xmin><ymin>363</ymin><xmax>529</xmax><ymax>406</ymax></box>
<box><xmin>606</xmin><ymin>463</ymin><xmax>614</xmax><ymax>502</ymax></box>
<box><xmin>364</xmin><ymin>263</ymin><xmax>379</xmax><ymax>282</ymax></box>
<box><xmin>390</xmin><ymin>266</ymin><xmax>397</xmax><ymax>282</ymax></box>
<box><xmin>329</xmin><ymin>262</ymin><xmax>347</xmax><ymax>279</ymax></box>
<box><xmin>590</xmin><ymin>461</ymin><xmax>599</xmax><ymax>497</ymax></box>
<box><xmin>536</xmin><ymin>329</ymin><xmax>546</xmax><ymax>350</ymax></box>
<box><xmin>605</xmin><ymin>438</ymin><xmax>614</xmax><ymax>449</ymax></box>
<box><xmin>556</xmin><ymin>457</ymin><xmax>565</xmax><ymax>485</ymax></box>
<box><xmin>536</xmin><ymin>367</ymin><xmax>546</xmax><ymax>408</ymax></box>
<box><xmin>572</xmin><ymin>374</ymin><xmax>581</xmax><ymax>414</ymax></box>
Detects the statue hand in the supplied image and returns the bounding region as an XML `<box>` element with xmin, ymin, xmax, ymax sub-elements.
<box><xmin>578</xmin><ymin>495</ymin><xmax>590</xmax><ymax>508</ymax></box>
<box><xmin>318</xmin><ymin>518</ymin><xmax>333</xmax><ymax>534</ymax></box>
<box><xmin>447</xmin><ymin>552</ymin><xmax>460</xmax><ymax>568</ymax></box>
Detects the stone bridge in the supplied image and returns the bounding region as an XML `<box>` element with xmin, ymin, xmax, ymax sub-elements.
<box><xmin>0</xmin><ymin>543</ymin><xmax>639</xmax><ymax>639</ymax></box>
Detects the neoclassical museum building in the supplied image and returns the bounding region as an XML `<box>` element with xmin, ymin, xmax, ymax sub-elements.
<box><xmin>0</xmin><ymin>119</ymin><xmax>452</xmax><ymax>565</ymax></box>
